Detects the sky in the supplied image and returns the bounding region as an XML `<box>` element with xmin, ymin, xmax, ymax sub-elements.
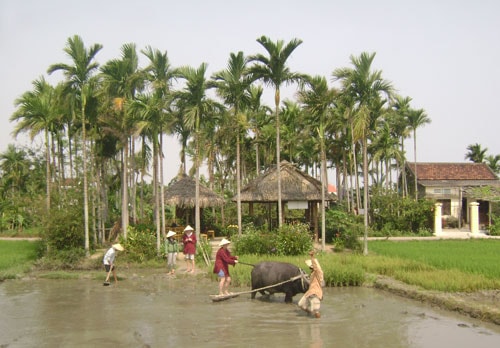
<box><xmin>1</xmin><ymin>0</ymin><xmax>499</xmax><ymax>184</ymax></box>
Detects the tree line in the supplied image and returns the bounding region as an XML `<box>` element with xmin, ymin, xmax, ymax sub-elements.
<box><xmin>3</xmin><ymin>34</ymin><xmax>434</xmax><ymax>255</ymax></box>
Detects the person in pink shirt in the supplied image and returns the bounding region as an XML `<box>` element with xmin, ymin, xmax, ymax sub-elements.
<box><xmin>182</xmin><ymin>225</ymin><xmax>197</xmax><ymax>273</ymax></box>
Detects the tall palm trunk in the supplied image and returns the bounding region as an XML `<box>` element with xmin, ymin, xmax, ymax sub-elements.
<box><xmin>44</xmin><ymin>129</ymin><xmax>51</xmax><ymax>212</ymax></box>
<box><xmin>121</xmin><ymin>139</ymin><xmax>129</xmax><ymax>239</ymax></box>
<box><xmin>236</xmin><ymin>131</ymin><xmax>242</xmax><ymax>236</ymax></box>
<box><xmin>160</xmin><ymin>133</ymin><xmax>166</xmax><ymax>238</ymax></box>
<box><xmin>362</xmin><ymin>137</ymin><xmax>369</xmax><ymax>255</ymax></box>
<box><xmin>275</xmin><ymin>90</ymin><xmax>282</xmax><ymax>227</ymax></box>
<box><xmin>81</xmin><ymin>94</ymin><xmax>90</xmax><ymax>256</ymax></box>
<box><xmin>413</xmin><ymin>129</ymin><xmax>418</xmax><ymax>200</ymax></box>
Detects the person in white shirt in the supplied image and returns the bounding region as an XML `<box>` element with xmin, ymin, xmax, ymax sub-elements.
<box><xmin>103</xmin><ymin>243</ymin><xmax>124</xmax><ymax>285</ymax></box>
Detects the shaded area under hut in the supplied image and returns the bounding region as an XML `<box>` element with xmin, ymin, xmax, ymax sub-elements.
<box><xmin>234</xmin><ymin>161</ymin><xmax>336</xmax><ymax>241</ymax></box>
<box><xmin>164</xmin><ymin>174</ymin><xmax>225</xmax><ymax>233</ymax></box>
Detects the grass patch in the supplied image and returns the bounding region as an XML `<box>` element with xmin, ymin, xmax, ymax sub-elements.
<box><xmin>0</xmin><ymin>240</ymin><xmax>41</xmax><ymax>280</ymax></box>
<box><xmin>367</xmin><ymin>239</ymin><xmax>500</xmax><ymax>291</ymax></box>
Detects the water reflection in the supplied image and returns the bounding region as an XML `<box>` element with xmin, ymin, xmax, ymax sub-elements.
<box><xmin>1</xmin><ymin>275</ymin><xmax>499</xmax><ymax>347</ymax></box>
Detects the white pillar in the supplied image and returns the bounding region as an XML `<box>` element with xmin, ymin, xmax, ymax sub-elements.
<box><xmin>469</xmin><ymin>202</ymin><xmax>480</xmax><ymax>236</ymax></box>
<box><xmin>434</xmin><ymin>203</ymin><xmax>442</xmax><ymax>236</ymax></box>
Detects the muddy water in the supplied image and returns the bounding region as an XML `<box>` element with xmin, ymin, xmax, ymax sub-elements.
<box><xmin>1</xmin><ymin>272</ymin><xmax>499</xmax><ymax>348</ymax></box>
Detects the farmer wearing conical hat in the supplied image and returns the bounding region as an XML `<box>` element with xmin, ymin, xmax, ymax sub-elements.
<box><xmin>213</xmin><ymin>238</ymin><xmax>239</xmax><ymax>296</ymax></box>
<box><xmin>164</xmin><ymin>230</ymin><xmax>179</xmax><ymax>275</ymax></box>
<box><xmin>298</xmin><ymin>250</ymin><xmax>324</xmax><ymax>318</ymax></box>
<box><xmin>182</xmin><ymin>225</ymin><xmax>197</xmax><ymax>273</ymax></box>
<box><xmin>103</xmin><ymin>243</ymin><xmax>124</xmax><ymax>285</ymax></box>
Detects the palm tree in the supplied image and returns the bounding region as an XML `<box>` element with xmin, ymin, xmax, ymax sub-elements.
<box><xmin>388</xmin><ymin>95</ymin><xmax>412</xmax><ymax>196</ymax></box>
<box><xmin>247</xmin><ymin>86</ymin><xmax>272</xmax><ymax>175</ymax></box>
<box><xmin>11</xmin><ymin>77</ymin><xmax>60</xmax><ymax>213</ymax></box>
<box><xmin>0</xmin><ymin>145</ymin><xmax>31</xmax><ymax>198</ymax></box>
<box><xmin>485</xmin><ymin>154</ymin><xmax>500</xmax><ymax>175</ymax></box>
<box><xmin>465</xmin><ymin>143</ymin><xmax>488</xmax><ymax>163</ymax></box>
<box><xmin>47</xmin><ymin>35</ymin><xmax>102</xmax><ymax>255</ymax></box>
<box><xmin>128</xmin><ymin>93</ymin><xmax>164</xmax><ymax>253</ymax></box>
<box><xmin>142</xmin><ymin>46</ymin><xmax>177</xmax><ymax>242</ymax></box>
<box><xmin>100</xmin><ymin>43</ymin><xmax>144</xmax><ymax>239</ymax></box>
<box><xmin>211</xmin><ymin>51</ymin><xmax>253</xmax><ymax>236</ymax></box>
<box><xmin>248</xmin><ymin>36</ymin><xmax>304</xmax><ymax>227</ymax></box>
<box><xmin>407</xmin><ymin>108</ymin><xmax>431</xmax><ymax>200</ymax></box>
<box><xmin>298</xmin><ymin>75</ymin><xmax>336</xmax><ymax>249</ymax></box>
<box><xmin>333</xmin><ymin>52</ymin><xmax>393</xmax><ymax>255</ymax></box>
<box><xmin>174</xmin><ymin>63</ymin><xmax>222</xmax><ymax>238</ymax></box>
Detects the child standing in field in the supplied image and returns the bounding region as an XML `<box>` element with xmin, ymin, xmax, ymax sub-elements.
<box><xmin>164</xmin><ymin>230</ymin><xmax>179</xmax><ymax>275</ymax></box>
<box><xmin>182</xmin><ymin>225</ymin><xmax>197</xmax><ymax>273</ymax></box>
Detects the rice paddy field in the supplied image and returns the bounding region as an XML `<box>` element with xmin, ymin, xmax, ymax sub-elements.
<box><xmin>0</xmin><ymin>240</ymin><xmax>40</xmax><ymax>280</ymax></box>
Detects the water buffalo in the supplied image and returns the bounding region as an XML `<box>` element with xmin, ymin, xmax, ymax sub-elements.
<box><xmin>251</xmin><ymin>261</ymin><xmax>310</xmax><ymax>303</ymax></box>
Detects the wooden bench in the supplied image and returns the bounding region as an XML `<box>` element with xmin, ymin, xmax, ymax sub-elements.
<box><xmin>206</xmin><ymin>230</ymin><xmax>215</xmax><ymax>239</ymax></box>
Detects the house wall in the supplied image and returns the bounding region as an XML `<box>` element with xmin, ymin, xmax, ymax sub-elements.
<box><xmin>424</xmin><ymin>186</ymin><xmax>460</xmax><ymax>218</ymax></box>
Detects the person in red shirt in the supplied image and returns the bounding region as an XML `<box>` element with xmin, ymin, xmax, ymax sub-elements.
<box><xmin>213</xmin><ymin>238</ymin><xmax>238</xmax><ymax>295</ymax></box>
<box><xmin>182</xmin><ymin>225</ymin><xmax>197</xmax><ymax>273</ymax></box>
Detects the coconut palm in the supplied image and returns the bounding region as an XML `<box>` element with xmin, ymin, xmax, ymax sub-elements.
<box><xmin>387</xmin><ymin>95</ymin><xmax>412</xmax><ymax>196</ymax></box>
<box><xmin>11</xmin><ymin>77</ymin><xmax>60</xmax><ymax>213</ymax></box>
<box><xmin>47</xmin><ymin>35</ymin><xmax>102</xmax><ymax>254</ymax></box>
<box><xmin>211</xmin><ymin>51</ymin><xmax>253</xmax><ymax>235</ymax></box>
<box><xmin>485</xmin><ymin>154</ymin><xmax>500</xmax><ymax>175</ymax></box>
<box><xmin>248</xmin><ymin>36</ymin><xmax>305</xmax><ymax>226</ymax></box>
<box><xmin>247</xmin><ymin>86</ymin><xmax>272</xmax><ymax>175</ymax></box>
<box><xmin>465</xmin><ymin>143</ymin><xmax>488</xmax><ymax>163</ymax></box>
<box><xmin>333</xmin><ymin>52</ymin><xmax>393</xmax><ymax>255</ymax></box>
<box><xmin>174</xmin><ymin>63</ymin><xmax>222</xmax><ymax>238</ymax></box>
<box><xmin>298</xmin><ymin>75</ymin><xmax>337</xmax><ymax>249</ymax></box>
<box><xmin>141</xmin><ymin>46</ymin><xmax>177</xmax><ymax>242</ymax></box>
<box><xmin>128</xmin><ymin>93</ymin><xmax>165</xmax><ymax>253</ymax></box>
<box><xmin>407</xmin><ymin>108</ymin><xmax>431</xmax><ymax>200</ymax></box>
<box><xmin>100</xmin><ymin>43</ymin><xmax>144</xmax><ymax>239</ymax></box>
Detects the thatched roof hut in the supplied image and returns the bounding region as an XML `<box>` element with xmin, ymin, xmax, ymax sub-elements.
<box><xmin>237</xmin><ymin>161</ymin><xmax>336</xmax><ymax>203</ymax></box>
<box><xmin>234</xmin><ymin>161</ymin><xmax>336</xmax><ymax>240</ymax></box>
<box><xmin>164</xmin><ymin>174</ymin><xmax>225</xmax><ymax>208</ymax></box>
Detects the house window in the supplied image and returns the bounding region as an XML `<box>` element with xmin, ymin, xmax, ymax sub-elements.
<box><xmin>438</xmin><ymin>199</ymin><xmax>451</xmax><ymax>215</ymax></box>
<box><xmin>434</xmin><ymin>189</ymin><xmax>441</xmax><ymax>194</ymax></box>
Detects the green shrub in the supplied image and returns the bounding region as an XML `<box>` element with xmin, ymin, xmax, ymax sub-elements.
<box><xmin>370</xmin><ymin>190</ymin><xmax>434</xmax><ymax>234</ymax></box>
<box><xmin>122</xmin><ymin>226</ymin><xmax>157</xmax><ymax>262</ymax></box>
<box><xmin>233</xmin><ymin>223</ymin><xmax>313</xmax><ymax>256</ymax></box>
<box><xmin>325</xmin><ymin>207</ymin><xmax>363</xmax><ymax>251</ymax></box>
<box><xmin>42</xmin><ymin>202</ymin><xmax>84</xmax><ymax>251</ymax></box>
<box><xmin>488</xmin><ymin>213</ymin><xmax>500</xmax><ymax>236</ymax></box>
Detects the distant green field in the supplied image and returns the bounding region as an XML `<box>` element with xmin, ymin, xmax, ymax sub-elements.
<box><xmin>0</xmin><ymin>240</ymin><xmax>40</xmax><ymax>279</ymax></box>
<box><xmin>368</xmin><ymin>239</ymin><xmax>500</xmax><ymax>279</ymax></box>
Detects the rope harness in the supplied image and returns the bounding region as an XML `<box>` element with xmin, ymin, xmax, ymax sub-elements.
<box><xmin>223</xmin><ymin>272</ymin><xmax>309</xmax><ymax>297</ymax></box>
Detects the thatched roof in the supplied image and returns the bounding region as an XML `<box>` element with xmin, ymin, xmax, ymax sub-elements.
<box><xmin>235</xmin><ymin>161</ymin><xmax>336</xmax><ymax>203</ymax></box>
<box><xmin>164</xmin><ymin>174</ymin><xmax>225</xmax><ymax>208</ymax></box>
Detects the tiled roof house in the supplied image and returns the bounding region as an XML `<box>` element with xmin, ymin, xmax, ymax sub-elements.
<box><xmin>406</xmin><ymin>162</ymin><xmax>500</xmax><ymax>227</ymax></box>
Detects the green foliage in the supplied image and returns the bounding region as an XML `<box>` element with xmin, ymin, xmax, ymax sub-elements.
<box><xmin>0</xmin><ymin>240</ymin><xmax>40</xmax><ymax>280</ymax></box>
<box><xmin>122</xmin><ymin>226</ymin><xmax>157</xmax><ymax>262</ymax></box>
<box><xmin>488</xmin><ymin>212</ymin><xmax>500</xmax><ymax>236</ymax></box>
<box><xmin>370</xmin><ymin>190</ymin><xmax>434</xmax><ymax>234</ymax></box>
<box><xmin>196</xmin><ymin>239</ymin><xmax>212</xmax><ymax>265</ymax></box>
<box><xmin>274</xmin><ymin>223</ymin><xmax>313</xmax><ymax>255</ymax></box>
<box><xmin>233</xmin><ymin>223</ymin><xmax>313</xmax><ymax>256</ymax></box>
<box><xmin>325</xmin><ymin>206</ymin><xmax>363</xmax><ymax>251</ymax></box>
<box><xmin>42</xmin><ymin>199</ymin><xmax>84</xmax><ymax>251</ymax></box>
<box><xmin>36</xmin><ymin>247</ymin><xmax>87</xmax><ymax>270</ymax></box>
